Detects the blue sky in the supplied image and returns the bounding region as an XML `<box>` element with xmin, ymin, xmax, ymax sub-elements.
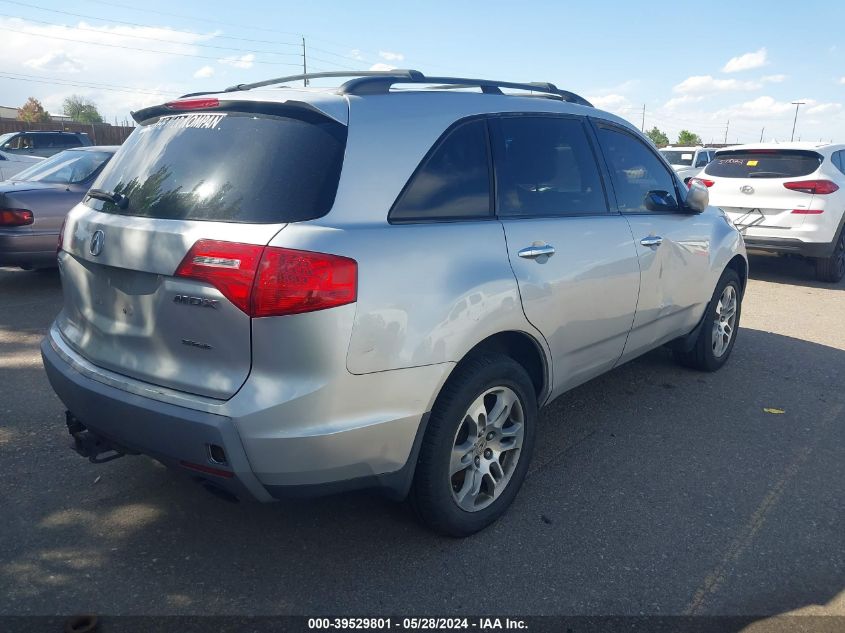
<box><xmin>3</xmin><ymin>0</ymin><xmax>844</xmax><ymax>143</ymax></box>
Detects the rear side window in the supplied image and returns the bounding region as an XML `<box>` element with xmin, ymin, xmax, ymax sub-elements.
<box><xmin>705</xmin><ymin>150</ymin><xmax>822</xmax><ymax>179</ymax></box>
<box><xmin>660</xmin><ymin>150</ymin><xmax>694</xmax><ymax>166</ymax></box>
<box><xmin>695</xmin><ymin>152</ymin><xmax>710</xmax><ymax>168</ymax></box>
<box><xmin>832</xmin><ymin>150</ymin><xmax>845</xmax><ymax>175</ymax></box>
<box><xmin>492</xmin><ymin>116</ymin><xmax>607</xmax><ymax>217</ymax></box>
<box><xmin>390</xmin><ymin>119</ymin><xmax>491</xmax><ymax>222</ymax></box>
<box><xmin>87</xmin><ymin>110</ymin><xmax>347</xmax><ymax>223</ymax></box>
<box><xmin>597</xmin><ymin>125</ymin><xmax>678</xmax><ymax>213</ymax></box>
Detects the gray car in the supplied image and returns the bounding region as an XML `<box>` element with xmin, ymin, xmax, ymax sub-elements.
<box><xmin>0</xmin><ymin>146</ymin><xmax>116</xmax><ymax>269</ymax></box>
<box><xmin>41</xmin><ymin>71</ymin><xmax>747</xmax><ymax>536</ymax></box>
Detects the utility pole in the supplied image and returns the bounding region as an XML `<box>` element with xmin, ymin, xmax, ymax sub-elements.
<box><xmin>724</xmin><ymin>120</ymin><xmax>729</xmax><ymax>144</ymax></box>
<box><xmin>790</xmin><ymin>101</ymin><xmax>805</xmax><ymax>142</ymax></box>
<box><xmin>302</xmin><ymin>37</ymin><xmax>308</xmax><ymax>86</ymax></box>
<box><xmin>760</xmin><ymin>127</ymin><xmax>765</xmax><ymax>142</ymax></box>
<box><xmin>640</xmin><ymin>104</ymin><xmax>645</xmax><ymax>132</ymax></box>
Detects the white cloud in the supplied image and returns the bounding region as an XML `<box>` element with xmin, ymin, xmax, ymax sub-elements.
<box><xmin>722</xmin><ymin>47</ymin><xmax>768</xmax><ymax>73</ymax></box>
<box><xmin>761</xmin><ymin>74</ymin><xmax>787</xmax><ymax>83</ymax></box>
<box><xmin>839</xmin><ymin>77</ymin><xmax>845</xmax><ymax>85</ymax></box>
<box><xmin>193</xmin><ymin>65</ymin><xmax>214</xmax><ymax>79</ymax></box>
<box><xmin>805</xmin><ymin>102</ymin><xmax>842</xmax><ymax>115</ymax></box>
<box><xmin>218</xmin><ymin>54</ymin><xmax>254</xmax><ymax>69</ymax></box>
<box><xmin>349</xmin><ymin>49</ymin><xmax>365</xmax><ymax>61</ymax></box>
<box><xmin>588</xmin><ymin>93</ymin><xmax>628</xmax><ymax>110</ymax></box>
<box><xmin>663</xmin><ymin>94</ymin><xmax>703</xmax><ymax>110</ymax></box>
<box><xmin>369</xmin><ymin>62</ymin><xmax>396</xmax><ymax>71</ymax></box>
<box><xmin>378</xmin><ymin>50</ymin><xmax>404</xmax><ymax>62</ymax></box>
<box><xmin>24</xmin><ymin>50</ymin><xmax>85</xmax><ymax>73</ymax></box>
<box><xmin>674</xmin><ymin>75</ymin><xmax>761</xmax><ymax>94</ymax></box>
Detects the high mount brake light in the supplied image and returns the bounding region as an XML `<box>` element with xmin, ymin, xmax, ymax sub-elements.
<box><xmin>783</xmin><ymin>180</ymin><xmax>839</xmax><ymax>195</ymax></box>
<box><xmin>175</xmin><ymin>240</ymin><xmax>357</xmax><ymax>317</ymax></box>
<box><xmin>165</xmin><ymin>98</ymin><xmax>220</xmax><ymax>110</ymax></box>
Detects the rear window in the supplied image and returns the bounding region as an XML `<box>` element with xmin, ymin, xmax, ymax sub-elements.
<box><xmin>13</xmin><ymin>150</ymin><xmax>112</xmax><ymax>184</ymax></box>
<box><xmin>660</xmin><ymin>150</ymin><xmax>694</xmax><ymax>166</ymax></box>
<box><xmin>704</xmin><ymin>150</ymin><xmax>822</xmax><ymax>179</ymax></box>
<box><xmin>86</xmin><ymin>109</ymin><xmax>347</xmax><ymax>223</ymax></box>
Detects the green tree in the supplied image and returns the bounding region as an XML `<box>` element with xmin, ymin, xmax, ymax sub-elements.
<box><xmin>645</xmin><ymin>126</ymin><xmax>669</xmax><ymax>147</ymax></box>
<box><xmin>62</xmin><ymin>95</ymin><xmax>103</xmax><ymax>123</ymax></box>
<box><xmin>17</xmin><ymin>97</ymin><xmax>51</xmax><ymax>123</ymax></box>
<box><xmin>677</xmin><ymin>129</ymin><xmax>702</xmax><ymax>146</ymax></box>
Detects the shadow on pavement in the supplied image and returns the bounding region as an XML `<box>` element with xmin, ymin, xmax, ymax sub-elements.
<box><xmin>747</xmin><ymin>253</ymin><xmax>845</xmax><ymax>291</ymax></box>
<box><xmin>1</xmin><ymin>316</ymin><xmax>843</xmax><ymax>618</ymax></box>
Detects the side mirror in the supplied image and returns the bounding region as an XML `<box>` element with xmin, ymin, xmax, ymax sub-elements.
<box><xmin>644</xmin><ymin>190</ymin><xmax>679</xmax><ymax>212</ymax></box>
<box><xmin>685</xmin><ymin>181</ymin><xmax>709</xmax><ymax>213</ymax></box>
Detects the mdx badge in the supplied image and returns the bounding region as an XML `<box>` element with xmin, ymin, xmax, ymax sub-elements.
<box><xmin>173</xmin><ymin>295</ymin><xmax>219</xmax><ymax>308</ymax></box>
<box><xmin>89</xmin><ymin>230</ymin><xmax>105</xmax><ymax>256</ymax></box>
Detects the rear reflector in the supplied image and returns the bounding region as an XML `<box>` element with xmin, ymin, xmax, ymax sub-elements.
<box><xmin>165</xmin><ymin>97</ymin><xmax>220</xmax><ymax>110</ymax></box>
<box><xmin>689</xmin><ymin>178</ymin><xmax>715</xmax><ymax>188</ymax></box>
<box><xmin>179</xmin><ymin>460</ymin><xmax>234</xmax><ymax>479</ymax></box>
<box><xmin>791</xmin><ymin>209</ymin><xmax>825</xmax><ymax>214</ymax></box>
<box><xmin>0</xmin><ymin>208</ymin><xmax>33</xmax><ymax>226</ymax></box>
<box><xmin>175</xmin><ymin>240</ymin><xmax>357</xmax><ymax>317</ymax></box>
<box><xmin>783</xmin><ymin>180</ymin><xmax>839</xmax><ymax>194</ymax></box>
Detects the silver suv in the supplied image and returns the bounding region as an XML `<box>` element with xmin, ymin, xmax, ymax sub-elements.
<box><xmin>42</xmin><ymin>70</ymin><xmax>747</xmax><ymax>536</ymax></box>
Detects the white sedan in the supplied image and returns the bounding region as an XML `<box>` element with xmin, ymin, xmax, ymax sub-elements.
<box><xmin>0</xmin><ymin>149</ymin><xmax>43</xmax><ymax>181</ymax></box>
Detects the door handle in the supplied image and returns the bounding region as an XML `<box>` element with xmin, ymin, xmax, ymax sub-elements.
<box><xmin>640</xmin><ymin>236</ymin><xmax>663</xmax><ymax>248</ymax></box>
<box><xmin>518</xmin><ymin>244</ymin><xmax>555</xmax><ymax>259</ymax></box>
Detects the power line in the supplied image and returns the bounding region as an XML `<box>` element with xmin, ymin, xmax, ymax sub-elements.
<box><xmin>0</xmin><ymin>71</ymin><xmax>177</xmax><ymax>96</ymax></box>
<box><xmin>0</xmin><ymin>25</ymin><xmax>301</xmax><ymax>66</ymax></box>
<box><xmin>0</xmin><ymin>11</ymin><xmax>302</xmax><ymax>56</ymax></box>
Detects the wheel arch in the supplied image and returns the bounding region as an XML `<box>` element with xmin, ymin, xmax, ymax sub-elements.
<box><xmin>442</xmin><ymin>331</ymin><xmax>551</xmax><ymax>407</ymax></box>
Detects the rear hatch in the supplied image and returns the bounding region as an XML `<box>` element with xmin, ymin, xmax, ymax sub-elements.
<box><xmin>702</xmin><ymin>149</ymin><xmax>823</xmax><ymax>232</ymax></box>
<box><xmin>57</xmin><ymin>98</ymin><xmax>348</xmax><ymax>399</ymax></box>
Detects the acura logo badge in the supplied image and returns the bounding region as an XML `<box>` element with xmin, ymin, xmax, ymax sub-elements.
<box><xmin>740</xmin><ymin>185</ymin><xmax>754</xmax><ymax>195</ymax></box>
<box><xmin>89</xmin><ymin>230</ymin><xmax>105</xmax><ymax>256</ymax></box>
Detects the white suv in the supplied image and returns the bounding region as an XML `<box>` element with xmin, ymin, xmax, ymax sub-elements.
<box><xmin>695</xmin><ymin>143</ymin><xmax>845</xmax><ymax>282</ymax></box>
<box><xmin>659</xmin><ymin>146</ymin><xmax>716</xmax><ymax>181</ymax></box>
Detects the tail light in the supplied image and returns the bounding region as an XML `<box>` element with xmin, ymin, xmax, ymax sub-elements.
<box><xmin>175</xmin><ymin>240</ymin><xmax>357</xmax><ymax>317</ymax></box>
<box><xmin>791</xmin><ymin>209</ymin><xmax>825</xmax><ymax>215</ymax></box>
<box><xmin>0</xmin><ymin>208</ymin><xmax>33</xmax><ymax>226</ymax></box>
<box><xmin>57</xmin><ymin>217</ymin><xmax>67</xmax><ymax>253</ymax></box>
<box><xmin>783</xmin><ymin>180</ymin><xmax>839</xmax><ymax>194</ymax></box>
<box><xmin>689</xmin><ymin>178</ymin><xmax>715</xmax><ymax>188</ymax></box>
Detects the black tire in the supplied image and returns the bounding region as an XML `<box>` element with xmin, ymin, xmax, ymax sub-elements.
<box><xmin>814</xmin><ymin>229</ymin><xmax>845</xmax><ymax>283</ymax></box>
<box><xmin>410</xmin><ymin>352</ymin><xmax>537</xmax><ymax>537</ymax></box>
<box><xmin>674</xmin><ymin>268</ymin><xmax>742</xmax><ymax>372</ymax></box>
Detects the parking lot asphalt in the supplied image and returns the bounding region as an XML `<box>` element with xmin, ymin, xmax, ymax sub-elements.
<box><xmin>0</xmin><ymin>255</ymin><xmax>842</xmax><ymax>619</ymax></box>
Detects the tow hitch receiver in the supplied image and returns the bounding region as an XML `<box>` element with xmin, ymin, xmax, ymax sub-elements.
<box><xmin>66</xmin><ymin>411</ymin><xmax>127</xmax><ymax>464</ymax></box>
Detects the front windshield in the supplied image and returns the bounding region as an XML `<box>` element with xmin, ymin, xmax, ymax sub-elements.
<box><xmin>12</xmin><ymin>150</ymin><xmax>112</xmax><ymax>184</ymax></box>
<box><xmin>659</xmin><ymin>150</ymin><xmax>694</xmax><ymax>166</ymax></box>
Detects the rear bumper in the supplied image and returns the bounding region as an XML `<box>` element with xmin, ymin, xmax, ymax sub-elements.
<box><xmin>0</xmin><ymin>232</ymin><xmax>58</xmax><ymax>267</ymax></box>
<box><xmin>743</xmin><ymin>236</ymin><xmax>836</xmax><ymax>258</ymax></box>
<box><xmin>41</xmin><ymin>335</ymin><xmax>273</xmax><ymax>502</ymax></box>
<box><xmin>41</xmin><ymin>325</ymin><xmax>443</xmax><ymax>501</ymax></box>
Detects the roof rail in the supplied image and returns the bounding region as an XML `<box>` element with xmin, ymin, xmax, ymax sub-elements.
<box><xmin>194</xmin><ymin>69</ymin><xmax>593</xmax><ymax>108</ymax></box>
<box><xmin>222</xmin><ymin>69</ymin><xmax>424</xmax><ymax>93</ymax></box>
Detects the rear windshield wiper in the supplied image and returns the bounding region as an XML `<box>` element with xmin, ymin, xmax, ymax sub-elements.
<box><xmin>88</xmin><ymin>188</ymin><xmax>129</xmax><ymax>209</ymax></box>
